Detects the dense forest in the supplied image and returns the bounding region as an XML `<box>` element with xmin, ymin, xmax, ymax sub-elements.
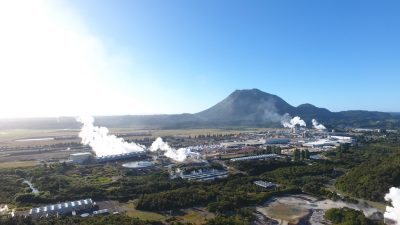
<box><xmin>135</xmin><ymin>173</ymin><xmax>301</xmax><ymax>212</ymax></box>
<box><xmin>335</xmin><ymin>154</ymin><xmax>400</xmax><ymax>201</ymax></box>
<box><xmin>0</xmin><ymin>160</ymin><xmax>302</xmax><ymax>211</ymax></box>
<box><xmin>334</xmin><ymin>133</ymin><xmax>400</xmax><ymax>201</ymax></box>
<box><xmin>0</xmin><ymin>172</ymin><xmax>26</xmax><ymax>203</ymax></box>
<box><xmin>0</xmin><ymin>215</ymin><xmax>163</xmax><ymax>225</ymax></box>
<box><xmin>324</xmin><ymin>208</ymin><xmax>384</xmax><ymax>225</ymax></box>
<box><xmin>7</xmin><ymin>164</ymin><xmax>188</xmax><ymax>206</ymax></box>
<box><xmin>0</xmin><ymin>214</ymin><xmax>255</xmax><ymax>225</ymax></box>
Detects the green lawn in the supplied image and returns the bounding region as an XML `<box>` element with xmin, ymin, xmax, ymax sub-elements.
<box><xmin>122</xmin><ymin>201</ymin><xmax>166</xmax><ymax>221</ymax></box>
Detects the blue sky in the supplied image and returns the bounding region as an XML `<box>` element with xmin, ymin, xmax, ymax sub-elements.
<box><xmin>0</xmin><ymin>0</ymin><xmax>399</xmax><ymax>117</ymax></box>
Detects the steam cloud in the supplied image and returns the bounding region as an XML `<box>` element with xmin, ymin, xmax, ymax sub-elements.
<box><xmin>77</xmin><ymin>116</ymin><xmax>198</xmax><ymax>162</ymax></box>
<box><xmin>78</xmin><ymin>116</ymin><xmax>145</xmax><ymax>157</ymax></box>
<box><xmin>385</xmin><ymin>187</ymin><xmax>400</xmax><ymax>224</ymax></box>
<box><xmin>312</xmin><ymin>119</ymin><xmax>326</xmax><ymax>130</ymax></box>
<box><xmin>281</xmin><ymin>114</ymin><xmax>307</xmax><ymax>128</ymax></box>
<box><xmin>150</xmin><ymin>137</ymin><xmax>199</xmax><ymax>162</ymax></box>
<box><xmin>259</xmin><ymin>99</ymin><xmax>285</xmax><ymax>123</ymax></box>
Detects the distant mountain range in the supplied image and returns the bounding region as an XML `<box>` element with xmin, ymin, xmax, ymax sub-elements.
<box><xmin>1</xmin><ymin>89</ymin><xmax>399</xmax><ymax>129</ymax></box>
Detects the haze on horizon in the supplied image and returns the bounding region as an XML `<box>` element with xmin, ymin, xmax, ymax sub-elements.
<box><xmin>1</xmin><ymin>0</ymin><xmax>400</xmax><ymax>119</ymax></box>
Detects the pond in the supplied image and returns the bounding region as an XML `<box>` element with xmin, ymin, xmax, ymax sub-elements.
<box><xmin>257</xmin><ymin>194</ymin><xmax>382</xmax><ymax>225</ymax></box>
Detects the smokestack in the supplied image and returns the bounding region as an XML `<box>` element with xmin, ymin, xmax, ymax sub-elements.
<box><xmin>385</xmin><ymin>187</ymin><xmax>400</xmax><ymax>225</ymax></box>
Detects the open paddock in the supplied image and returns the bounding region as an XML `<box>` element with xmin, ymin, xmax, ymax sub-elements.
<box><xmin>0</xmin><ymin>160</ymin><xmax>39</xmax><ymax>169</ymax></box>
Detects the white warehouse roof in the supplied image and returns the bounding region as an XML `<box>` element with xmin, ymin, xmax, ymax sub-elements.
<box><xmin>230</xmin><ymin>154</ymin><xmax>279</xmax><ymax>162</ymax></box>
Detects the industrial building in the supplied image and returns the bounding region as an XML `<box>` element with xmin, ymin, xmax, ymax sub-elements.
<box><xmin>303</xmin><ymin>139</ymin><xmax>337</xmax><ymax>148</ymax></box>
<box><xmin>70</xmin><ymin>153</ymin><xmax>92</xmax><ymax>164</ymax></box>
<box><xmin>30</xmin><ymin>199</ymin><xmax>95</xmax><ymax>217</ymax></box>
<box><xmin>303</xmin><ymin>136</ymin><xmax>353</xmax><ymax>149</ymax></box>
<box><xmin>221</xmin><ymin>139</ymin><xmax>289</xmax><ymax>149</ymax></box>
<box><xmin>95</xmin><ymin>151</ymin><xmax>146</xmax><ymax>163</ymax></box>
<box><xmin>230</xmin><ymin>154</ymin><xmax>279</xmax><ymax>162</ymax></box>
<box><xmin>330</xmin><ymin>136</ymin><xmax>353</xmax><ymax>143</ymax></box>
<box><xmin>92</xmin><ymin>209</ymin><xmax>110</xmax><ymax>216</ymax></box>
<box><xmin>220</xmin><ymin>139</ymin><xmax>265</xmax><ymax>149</ymax></box>
<box><xmin>265</xmin><ymin>138</ymin><xmax>290</xmax><ymax>145</ymax></box>
<box><xmin>70</xmin><ymin>151</ymin><xmax>146</xmax><ymax>164</ymax></box>
<box><xmin>174</xmin><ymin>169</ymin><xmax>228</xmax><ymax>181</ymax></box>
<box><xmin>384</xmin><ymin>218</ymin><xmax>396</xmax><ymax>225</ymax></box>
<box><xmin>122</xmin><ymin>161</ymin><xmax>154</xmax><ymax>169</ymax></box>
<box><xmin>253</xmin><ymin>180</ymin><xmax>277</xmax><ymax>189</ymax></box>
<box><xmin>220</xmin><ymin>142</ymin><xmax>245</xmax><ymax>149</ymax></box>
<box><xmin>353</xmin><ymin>128</ymin><xmax>382</xmax><ymax>133</ymax></box>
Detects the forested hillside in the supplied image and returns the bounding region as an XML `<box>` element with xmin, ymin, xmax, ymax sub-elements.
<box><xmin>325</xmin><ymin>208</ymin><xmax>384</xmax><ymax>225</ymax></box>
<box><xmin>335</xmin><ymin>154</ymin><xmax>400</xmax><ymax>201</ymax></box>
<box><xmin>335</xmin><ymin>134</ymin><xmax>400</xmax><ymax>201</ymax></box>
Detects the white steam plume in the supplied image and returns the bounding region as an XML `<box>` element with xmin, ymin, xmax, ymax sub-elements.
<box><xmin>281</xmin><ymin>114</ymin><xmax>307</xmax><ymax>128</ymax></box>
<box><xmin>78</xmin><ymin>117</ymin><xmax>200</xmax><ymax>162</ymax></box>
<box><xmin>312</xmin><ymin>119</ymin><xmax>326</xmax><ymax>130</ymax></box>
<box><xmin>77</xmin><ymin>116</ymin><xmax>145</xmax><ymax>157</ymax></box>
<box><xmin>150</xmin><ymin>137</ymin><xmax>199</xmax><ymax>162</ymax></box>
<box><xmin>385</xmin><ymin>187</ymin><xmax>400</xmax><ymax>224</ymax></box>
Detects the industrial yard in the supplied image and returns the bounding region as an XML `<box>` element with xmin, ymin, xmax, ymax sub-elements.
<box><xmin>0</xmin><ymin>124</ymin><xmax>358</xmax><ymax>168</ymax></box>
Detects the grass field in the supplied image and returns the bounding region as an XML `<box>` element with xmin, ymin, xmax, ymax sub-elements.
<box><xmin>122</xmin><ymin>201</ymin><xmax>166</xmax><ymax>221</ymax></box>
<box><xmin>0</xmin><ymin>129</ymin><xmax>79</xmax><ymax>141</ymax></box>
<box><xmin>0</xmin><ymin>127</ymin><xmax>275</xmax><ymax>141</ymax></box>
<box><xmin>263</xmin><ymin>203</ymin><xmax>309</xmax><ymax>223</ymax></box>
<box><xmin>0</xmin><ymin>127</ymin><xmax>278</xmax><ymax>155</ymax></box>
<box><xmin>175</xmin><ymin>208</ymin><xmax>215</xmax><ymax>225</ymax></box>
<box><xmin>125</xmin><ymin>209</ymin><xmax>166</xmax><ymax>221</ymax></box>
<box><xmin>121</xmin><ymin>201</ymin><xmax>214</xmax><ymax>224</ymax></box>
<box><xmin>0</xmin><ymin>161</ymin><xmax>39</xmax><ymax>169</ymax></box>
<box><xmin>0</xmin><ymin>129</ymin><xmax>81</xmax><ymax>148</ymax></box>
<box><xmin>151</xmin><ymin>127</ymin><xmax>276</xmax><ymax>138</ymax></box>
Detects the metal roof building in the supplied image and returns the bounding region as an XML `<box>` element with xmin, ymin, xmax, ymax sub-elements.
<box><xmin>179</xmin><ymin>169</ymin><xmax>228</xmax><ymax>181</ymax></box>
<box><xmin>230</xmin><ymin>154</ymin><xmax>279</xmax><ymax>162</ymax></box>
<box><xmin>93</xmin><ymin>209</ymin><xmax>110</xmax><ymax>216</ymax></box>
<box><xmin>30</xmin><ymin>199</ymin><xmax>95</xmax><ymax>217</ymax></box>
<box><xmin>265</xmin><ymin>138</ymin><xmax>290</xmax><ymax>145</ymax></box>
<box><xmin>254</xmin><ymin>180</ymin><xmax>277</xmax><ymax>189</ymax></box>
<box><xmin>221</xmin><ymin>140</ymin><xmax>265</xmax><ymax>149</ymax></box>
<box><xmin>70</xmin><ymin>152</ymin><xmax>93</xmax><ymax>164</ymax></box>
<box><xmin>95</xmin><ymin>151</ymin><xmax>145</xmax><ymax>163</ymax></box>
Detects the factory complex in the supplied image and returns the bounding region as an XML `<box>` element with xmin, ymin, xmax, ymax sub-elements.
<box><xmin>13</xmin><ymin>123</ymin><xmax>365</xmax><ymax>221</ymax></box>
<box><xmin>67</xmin><ymin>126</ymin><xmax>356</xmax><ymax>178</ymax></box>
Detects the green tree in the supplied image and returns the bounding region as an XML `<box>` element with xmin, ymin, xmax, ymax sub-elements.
<box><xmin>294</xmin><ymin>149</ymin><xmax>301</xmax><ymax>161</ymax></box>
<box><xmin>305</xmin><ymin>149</ymin><xmax>310</xmax><ymax>159</ymax></box>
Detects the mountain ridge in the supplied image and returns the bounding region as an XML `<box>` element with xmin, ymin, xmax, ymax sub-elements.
<box><xmin>0</xmin><ymin>89</ymin><xmax>398</xmax><ymax>129</ymax></box>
